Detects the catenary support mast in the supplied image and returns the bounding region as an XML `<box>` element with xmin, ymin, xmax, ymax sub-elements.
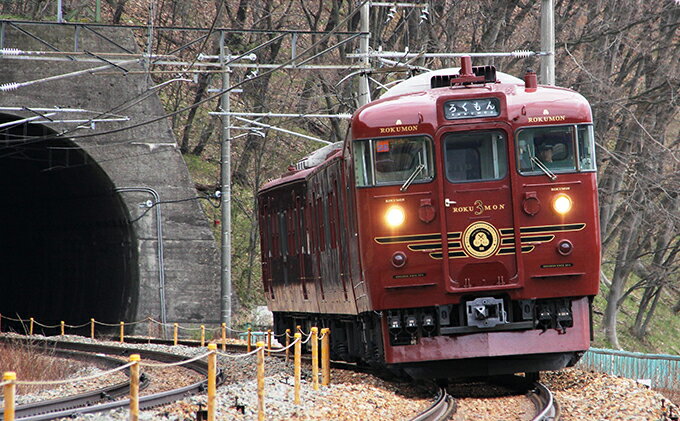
<box><xmin>540</xmin><ymin>0</ymin><xmax>555</xmax><ymax>85</ymax></box>
<box><xmin>219</xmin><ymin>31</ymin><xmax>232</xmax><ymax>330</ymax></box>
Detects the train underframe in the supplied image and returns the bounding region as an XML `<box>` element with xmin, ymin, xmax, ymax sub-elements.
<box><xmin>273</xmin><ymin>295</ymin><xmax>593</xmax><ymax>380</ymax></box>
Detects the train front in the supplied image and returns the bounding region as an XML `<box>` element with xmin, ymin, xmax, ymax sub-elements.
<box><xmin>349</xmin><ymin>64</ymin><xmax>600</xmax><ymax>378</ymax></box>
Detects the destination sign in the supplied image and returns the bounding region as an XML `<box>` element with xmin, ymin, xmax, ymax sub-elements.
<box><xmin>444</xmin><ymin>98</ymin><xmax>500</xmax><ymax>120</ymax></box>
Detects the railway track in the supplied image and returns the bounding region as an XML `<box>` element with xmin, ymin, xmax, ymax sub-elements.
<box><xmin>1</xmin><ymin>335</ymin><xmax>558</xmax><ymax>421</ymax></box>
<box><xmin>530</xmin><ymin>381</ymin><xmax>559</xmax><ymax>421</ymax></box>
<box><xmin>0</xmin><ymin>336</ymin><xmax>218</xmax><ymax>420</ymax></box>
<box><xmin>411</xmin><ymin>387</ymin><xmax>456</xmax><ymax>421</ymax></box>
<box><xmin>1</xmin><ymin>347</ymin><xmax>146</xmax><ymax>420</ymax></box>
<box><xmin>407</xmin><ymin>378</ymin><xmax>558</xmax><ymax>421</ymax></box>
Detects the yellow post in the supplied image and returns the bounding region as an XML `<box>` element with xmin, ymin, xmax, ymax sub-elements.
<box><xmin>129</xmin><ymin>354</ymin><xmax>140</xmax><ymax>421</ymax></box>
<box><xmin>256</xmin><ymin>341</ymin><xmax>265</xmax><ymax>421</ymax></box>
<box><xmin>60</xmin><ymin>320</ymin><xmax>65</xmax><ymax>336</ymax></box>
<box><xmin>321</xmin><ymin>328</ymin><xmax>330</xmax><ymax>386</ymax></box>
<box><xmin>247</xmin><ymin>327</ymin><xmax>252</xmax><ymax>353</ymax></box>
<box><xmin>285</xmin><ymin>329</ymin><xmax>291</xmax><ymax>362</ymax></box>
<box><xmin>311</xmin><ymin>327</ymin><xmax>319</xmax><ymax>391</ymax></box>
<box><xmin>207</xmin><ymin>343</ymin><xmax>217</xmax><ymax>421</ymax></box>
<box><xmin>3</xmin><ymin>371</ymin><xmax>16</xmax><ymax>421</ymax></box>
<box><xmin>201</xmin><ymin>325</ymin><xmax>205</xmax><ymax>347</ymax></box>
<box><xmin>173</xmin><ymin>323</ymin><xmax>178</xmax><ymax>346</ymax></box>
<box><xmin>29</xmin><ymin>318</ymin><xmax>34</xmax><ymax>335</ymax></box>
<box><xmin>119</xmin><ymin>321</ymin><xmax>125</xmax><ymax>343</ymax></box>
<box><xmin>294</xmin><ymin>333</ymin><xmax>301</xmax><ymax>405</ymax></box>
<box><xmin>267</xmin><ymin>329</ymin><xmax>272</xmax><ymax>357</ymax></box>
<box><xmin>90</xmin><ymin>318</ymin><xmax>95</xmax><ymax>339</ymax></box>
<box><xmin>296</xmin><ymin>324</ymin><xmax>302</xmax><ymax>334</ymax></box>
<box><xmin>221</xmin><ymin>323</ymin><xmax>226</xmax><ymax>351</ymax></box>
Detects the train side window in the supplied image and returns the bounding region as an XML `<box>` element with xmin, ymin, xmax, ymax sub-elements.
<box><xmin>279</xmin><ymin>210</ymin><xmax>287</xmax><ymax>258</ymax></box>
<box><xmin>260</xmin><ymin>204</ymin><xmax>271</xmax><ymax>257</ymax></box>
<box><xmin>444</xmin><ymin>131</ymin><xmax>507</xmax><ymax>183</ymax></box>
<box><xmin>517</xmin><ymin>125</ymin><xmax>586</xmax><ymax>174</ymax></box>
<box><xmin>271</xmin><ymin>209</ymin><xmax>279</xmax><ymax>257</ymax></box>
<box><xmin>352</xmin><ymin>136</ymin><xmax>434</xmax><ymax>186</ymax></box>
<box><xmin>317</xmin><ymin>197</ymin><xmax>326</xmax><ymax>252</ymax></box>
<box><xmin>577</xmin><ymin>125</ymin><xmax>597</xmax><ymax>171</ymax></box>
<box><xmin>353</xmin><ymin>140</ymin><xmax>374</xmax><ymax>186</ymax></box>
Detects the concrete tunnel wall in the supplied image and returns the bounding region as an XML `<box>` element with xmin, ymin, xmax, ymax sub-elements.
<box><xmin>0</xmin><ymin>22</ymin><xmax>221</xmax><ymax>330</ymax></box>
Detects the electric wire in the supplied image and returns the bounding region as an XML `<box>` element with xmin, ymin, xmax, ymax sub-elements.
<box><xmin>0</xmin><ymin>0</ymin><xmax>223</xmax><ymax>150</ymax></box>
<box><xmin>0</xmin><ymin>1</ymin><xmax>370</xmax><ymax>148</ymax></box>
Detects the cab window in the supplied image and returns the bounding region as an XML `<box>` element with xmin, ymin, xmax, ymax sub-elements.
<box><xmin>443</xmin><ymin>130</ymin><xmax>507</xmax><ymax>183</ymax></box>
<box><xmin>517</xmin><ymin>124</ymin><xmax>596</xmax><ymax>174</ymax></box>
<box><xmin>353</xmin><ymin>136</ymin><xmax>434</xmax><ymax>186</ymax></box>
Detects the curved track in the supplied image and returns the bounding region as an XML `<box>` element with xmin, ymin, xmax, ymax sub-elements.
<box><xmin>1</xmin><ymin>348</ymin><xmax>148</xmax><ymax>420</ymax></box>
<box><xmin>410</xmin><ymin>387</ymin><xmax>456</xmax><ymax>421</ymax></box>
<box><xmin>530</xmin><ymin>381</ymin><xmax>559</xmax><ymax>421</ymax></box>
<box><xmin>1</xmin><ymin>336</ymin><xmax>558</xmax><ymax>421</ymax></box>
<box><xmin>0</xmin><ymin>336</ymin><xmax>220</xmax><ymax>420</ymax></box>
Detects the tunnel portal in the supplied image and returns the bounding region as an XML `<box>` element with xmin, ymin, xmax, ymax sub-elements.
<box><xmin>0</xmin><ymin>115</ymin><xmax>138</xmax><ymax>332</ymax></box>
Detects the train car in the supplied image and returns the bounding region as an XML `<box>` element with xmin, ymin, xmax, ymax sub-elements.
<box><xmin>257</xmin><ymin>57</ymin><xmax>600</xmax><ymax>379</ymax></box>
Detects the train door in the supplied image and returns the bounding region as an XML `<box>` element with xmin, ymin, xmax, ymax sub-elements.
<box><xmin>438</xmin><ymin>126</ymin><xmax>519</xmax><ymax>293</ymax></box>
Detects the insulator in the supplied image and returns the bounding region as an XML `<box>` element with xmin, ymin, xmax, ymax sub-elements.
<box><xmin>0</xmin><ymin>82</ymin><xmax>20</xmax><ymax>91</ymax></box>
<box><xmin>512</xmin><ymin>50</ymin><xmax>535</xmax><ymax>58</ymax></box>
<box><xmin>1</xmin><ymin>48</ymin><xmax>23</xmax><ymax>55</ymax></box>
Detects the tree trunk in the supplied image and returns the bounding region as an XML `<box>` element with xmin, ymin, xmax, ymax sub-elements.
<box><xmin>180</xmin><ymin>72</ymin><xmax>213</xmax><ymax>154</ymax></box>
<box><xmin>105</xmin><ymin>0</ymin><xmax>127</xmax><ymax>24</ymax></box>
<box><xmin>603</xmin><ymin>210</ymin><xmax>641</xmax><ymax>349</ymax></box>
<box><xmin>633</xmin><ymin>286</ymin><xmax>663</xmax><ymax>339</ymax></box>
<box><xmin>191</xmin><ymin>106</ymin><xmax>219</xmax><ymax>156</ymax></box>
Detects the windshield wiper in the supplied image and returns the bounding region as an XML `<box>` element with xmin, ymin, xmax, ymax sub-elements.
<box><xmin>400</xmin><ymin>164</ymin><xmax>425</xmax><ymax>192</ymax></box>
<box><xmin>531</xmin><ymin>157</ymin><xmax>557</xmax><ymax>181</ymax></box>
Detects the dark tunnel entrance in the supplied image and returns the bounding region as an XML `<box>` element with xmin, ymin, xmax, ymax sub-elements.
<box><xmin>0</xmin><ymin>115</ymin><xmax>138</xmax><ymax>334</ymax></box>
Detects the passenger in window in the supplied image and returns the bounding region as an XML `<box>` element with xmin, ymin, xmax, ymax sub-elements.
<box><xmin>537</xmin><ymin>143</ymin><xmax>554</xmax><ymax>164</ymax></box>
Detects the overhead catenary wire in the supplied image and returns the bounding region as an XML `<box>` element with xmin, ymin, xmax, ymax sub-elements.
<box><xmin>0</xmin><ymin>5</ymin><xmax>228</xmax><ymax>147</ymax></box>
<box><xmin>1</xmin><ymin>0</ymin><xmax>371</xmax><ymax>145</ymax></box>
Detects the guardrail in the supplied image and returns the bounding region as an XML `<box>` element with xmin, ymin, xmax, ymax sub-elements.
<box><xmin>578</xmin><ymin>347</ymin><xmax>680</xmax><ymax>391</ymax></box>
<box><xmin>0</xmin><ymin>313</ymin><xmax>333</xmax><ymax>421</ymax></box>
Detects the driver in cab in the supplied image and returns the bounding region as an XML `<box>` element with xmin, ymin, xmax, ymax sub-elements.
<box><xmin>537</xmin><ymin>143</ymin><xmax>554</xmax><ymax>165</ymax></box>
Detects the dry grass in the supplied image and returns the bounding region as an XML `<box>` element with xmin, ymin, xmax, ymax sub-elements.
<box><xmin>0</xmin><ymin>340</ymin><xmax>79</xmax><ymax>394</ymax></box>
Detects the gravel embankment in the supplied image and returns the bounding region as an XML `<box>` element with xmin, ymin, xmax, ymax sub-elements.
<box><xmin>2</xmin><ymin>333</ymin><xmax>678</xmax><ymax>420</ymax></box>
<box><xmin>542</xmin><ymin>368</ymin><xmax>678</xmax><ymax>420</ymax></box>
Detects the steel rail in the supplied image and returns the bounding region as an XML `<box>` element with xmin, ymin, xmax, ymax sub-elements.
<box><xmin>0</xmin><ymin>336</ymin><xmax>221</xmax><ymax>421</ymax></box>
<box><xmin>0</xmin><ymin>347</ymin><xmax>145</xmax><ymax>419</ymax></box>
<box><xmin>531</xmin><ymin>381</ymin><xmax>559</xmax><ymax>421</ymax></box>
<box><xmin>410</xmin><ymin>387</ymin><xmax>456</xmax><ymax>421</ymax></box>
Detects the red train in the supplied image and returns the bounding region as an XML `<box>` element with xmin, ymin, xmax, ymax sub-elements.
<box><xmin>258</xmin><ymin>57</ymin><xmax>600</xmax><ymax>379</ymax></box>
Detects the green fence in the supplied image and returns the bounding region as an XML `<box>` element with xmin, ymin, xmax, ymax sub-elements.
<box><xmin>578</xmin><ymin>347</ymin><xmax>680</xmax><ymax>390</ymax></box>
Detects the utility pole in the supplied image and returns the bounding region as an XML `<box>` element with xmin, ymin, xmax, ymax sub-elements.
<box><xmin>358</xmin><ymin>1</ymin><xmax>371</xmax><ymax>107</ymax></box>
<box><xmin>57</xmin><ymin>0</ymin><xmax>63</xmax><ymax>22</ymax></box>
<box><xmin>219</xmin><ymin>31</ymin><xmax>232</xmax><ymax>332</ymax></box>
<box><xmin>540</xmin><ymin>0</ymin><xmax>555</xmax><ymax>85</ymax></box>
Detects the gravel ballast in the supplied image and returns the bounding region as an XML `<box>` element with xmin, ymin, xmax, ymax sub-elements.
<box><xmin>1</xmin><ymin>333</ymin><xmax>678</xmax><ymax>420</ymax></box>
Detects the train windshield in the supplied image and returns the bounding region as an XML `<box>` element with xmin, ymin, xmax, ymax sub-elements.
<box><xmin>516</xmin><ymin>124</ymin><xmax>596</xmax><ymax>174</ymax></box>
<box><xmin>353</xmin><ymin>136</ymin><xmax>434</xmax><ymax>187</ymax></box>
<box><xmin>443</xmin><ymin>130</ymin><xmax>508</xmax><ymax>183</ymax></box>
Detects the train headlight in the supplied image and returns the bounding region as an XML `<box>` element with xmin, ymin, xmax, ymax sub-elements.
<box><xmin>385</xmin><ymin>205</ymin><xmax>406</xmax><ymax>227</ymax></box>
<box><xmin>553</xmin><ymin>194</ymin><xmax>572</xmax><ymax>215</ymax></box>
